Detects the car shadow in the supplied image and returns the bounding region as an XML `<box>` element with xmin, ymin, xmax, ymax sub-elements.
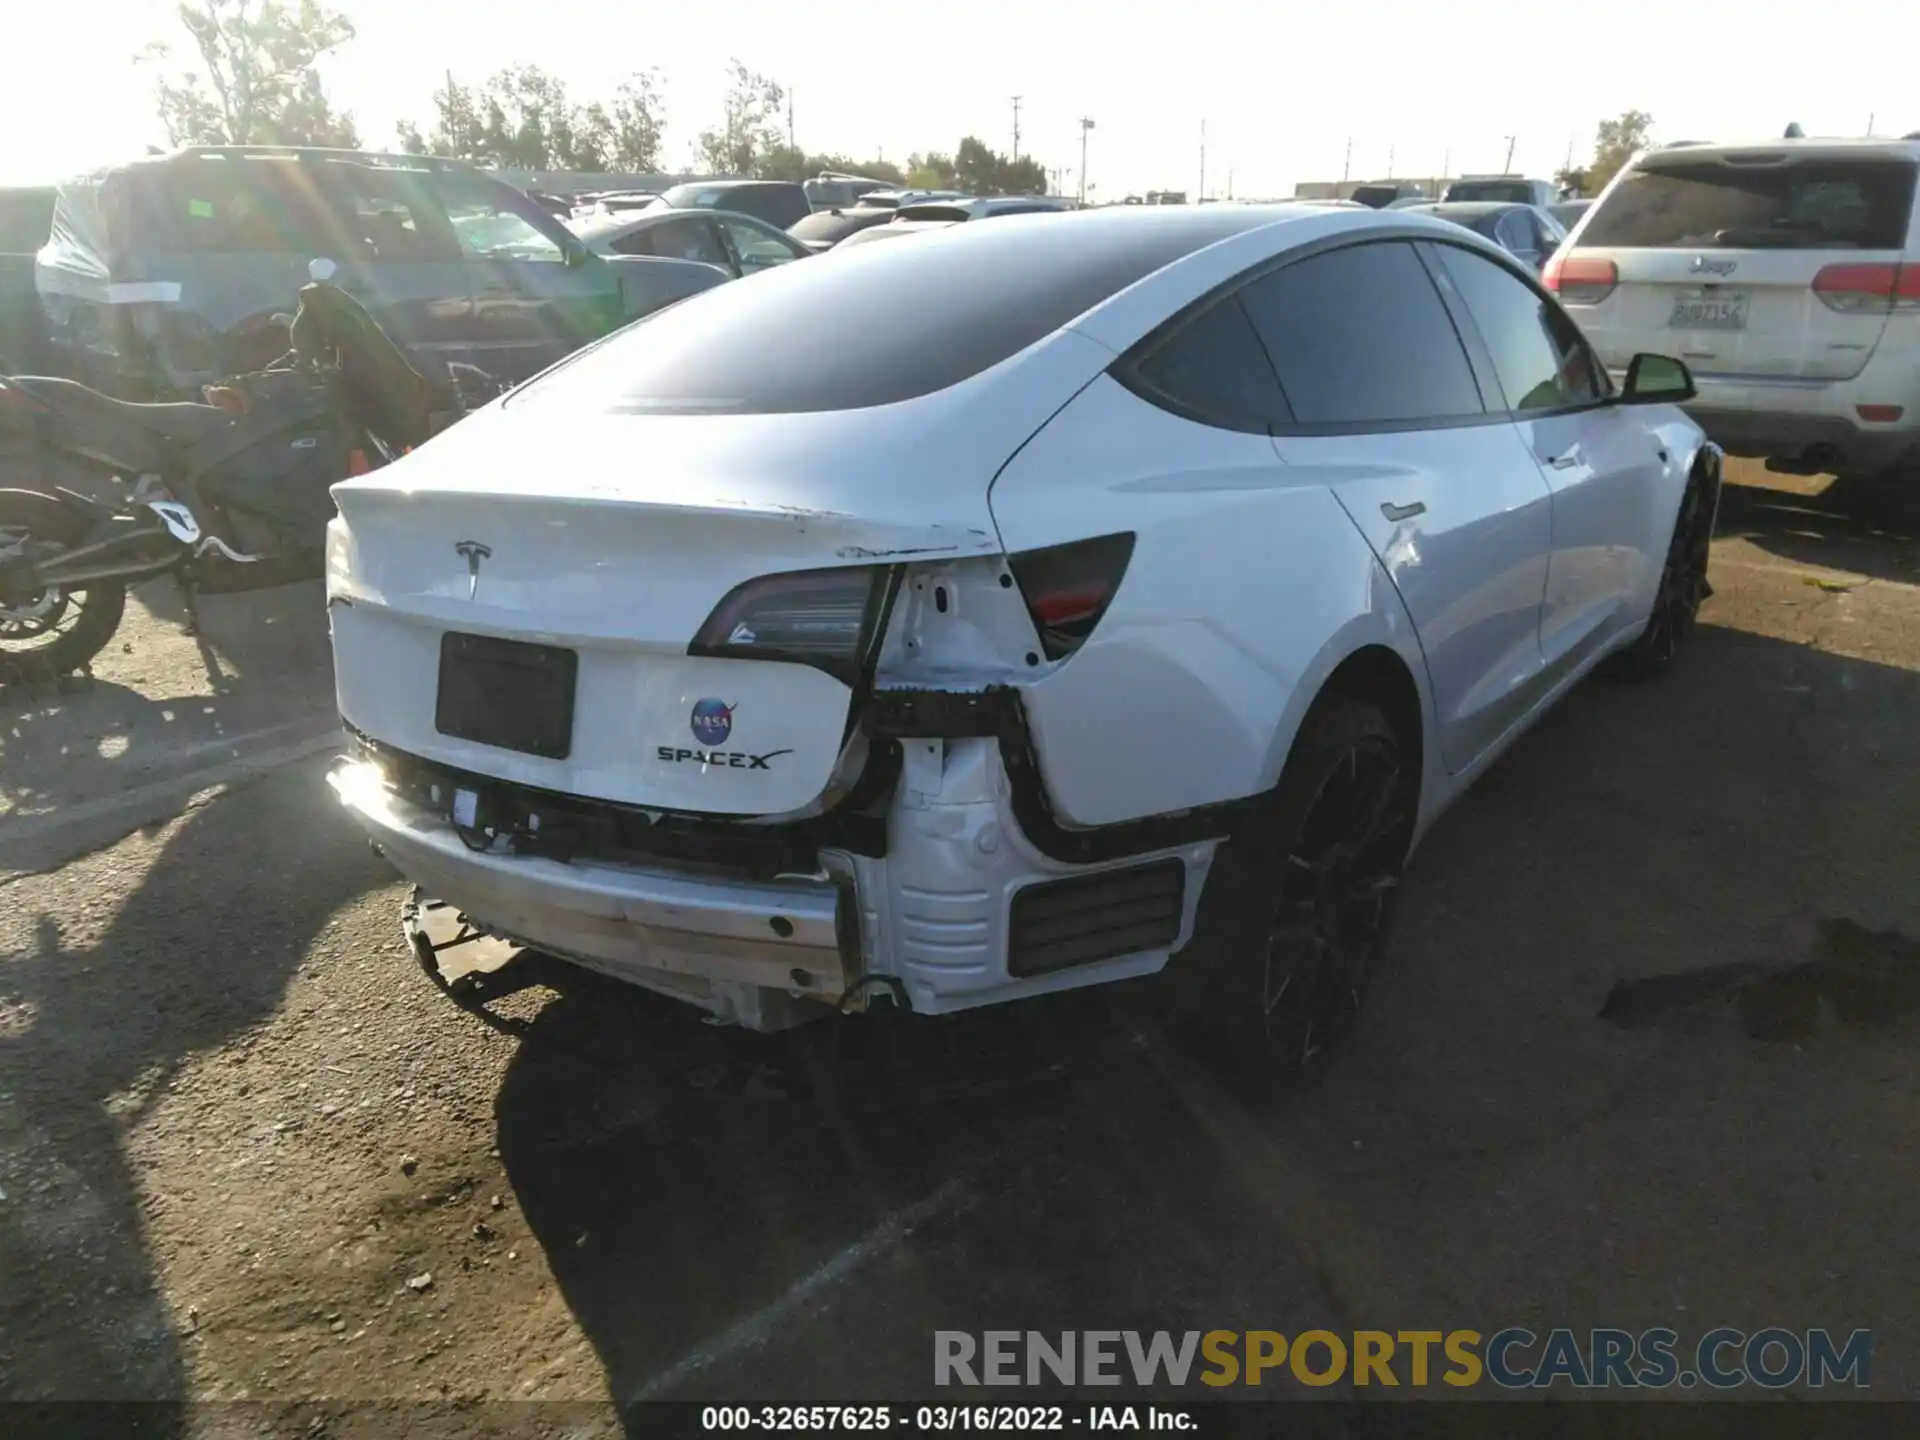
<box><xmin>1716</xmin><ymin>473</ymin><xmax>1920</xmax><ymax>585</ymax></box>
<box><xmin>0</xmin><ymin>580</ymin><xmax>333</xmax><ymax>836</ymax></box>
<box><xmin>0</xmin><ymin>761</ymin><xmax>389</xmax><ymax>1410</ymax></box>
<box><xmin>492</xmin><ymin>616</ymin><xmax>1920</xmax><ymax>1419</ymax></box>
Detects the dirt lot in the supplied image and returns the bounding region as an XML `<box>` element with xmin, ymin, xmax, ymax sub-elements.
<box><xmin>1</xmin><ymin>467</ymin><xmax>1916</xmax><ymax>1432</ymax></box>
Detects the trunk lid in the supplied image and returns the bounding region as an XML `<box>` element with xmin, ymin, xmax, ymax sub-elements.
<box><xmin>328</xmin><ymin>345</ymin><xmax>1095</xmax><ymax>816</ymax></box>
<box><xmin>1565</xmin><ymin>149</ymin><xmax>1919</xmax><ymax>382</ymax></box>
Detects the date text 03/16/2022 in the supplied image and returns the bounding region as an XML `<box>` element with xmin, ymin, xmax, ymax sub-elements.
<box><xmin>701</xmin><ymin>1406</ymin><xmax>1193</xmax><ymax>1432</ymax></box>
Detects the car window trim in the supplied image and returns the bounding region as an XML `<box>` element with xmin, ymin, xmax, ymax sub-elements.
<box><xmin>1418</xmin><ymin>237</ymin><xmax>1615</xmax><ymax>419</ymax></box>
<box><xmin>1112</xmin><ymin>232</ymin><xmax>1511</xmax><ymax>438</ymax></box>
<box><xmin>1110</xmin><ymin>292</ymin><xmax>1292</xmax><ymax>436</ymax></box>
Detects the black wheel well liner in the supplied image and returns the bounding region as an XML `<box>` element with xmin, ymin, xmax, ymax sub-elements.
<box><xmin>1311</xmin><ymin>644</ymin><xmax>1425</xmax><ymax>794</ymax></box>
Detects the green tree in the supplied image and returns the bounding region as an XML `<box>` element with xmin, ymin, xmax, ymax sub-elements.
<box><xmin>1587</xmin><ymin>109</ymin><xmax>1654</xmax><ymax>195</ymax></box>
<box><xmin>143</xmin><ymin>0</ymin><xmax>359</xmax><ymax>147</ymax></box>
<box><xmin>949</xmin><ymin>136</ymin><xmax>1048</xmax><ymax>196</ymax></box>
<box><xmin>697</xmin><ymin>60</ymin><xmax>786</xmax><ymax>176</ymax></box>
<box><xmin>606</xmin><ymin>72</ymin><xmax>667</xmax><ymax>172</ymax></box>
<box><xmin>905</xmin><ymin>152</ymin><xmax>956</xmax><ymax>190</ymax></box>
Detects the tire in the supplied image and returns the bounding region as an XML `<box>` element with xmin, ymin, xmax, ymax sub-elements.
<box><xmin>0</xmin><ymin>488</ymin><xmax>127</xmax><ymax>681</ymax></box>
<box><xmin>1169</xmin><ymin>694</ymin><xmax>1419</xmax><ymax>1092</ymax></box>
<box><xmin>1607</xmin><ymin>459</ymin><xmax>1718</xmax><ymax>680</ymax></box>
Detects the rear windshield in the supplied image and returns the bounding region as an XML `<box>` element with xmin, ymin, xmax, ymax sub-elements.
<box><xmin>788</xmin><ymin>209</ymin><xmax>890</xmax><ymax>243</ymax></box>
<box><xmin>1447</xmin><ymin>181</ymin><xmax>1534</xmax><ymax>203</ymax></box>
<box><xmin>1582</xmin><ymin>160</ymin><xmax>1918</xmax><ymax>250</ymax></box>
<box><xmin>509</xmin><ymin>209</ymin><xmax>1275</xmax><ymax>416</ymax></box>
<box><xmin>0</xmin><ymin>187</ymin><xmax>55</xmax><ymax>252</ymax></box>
<box><xmin>894</xmin><ymin>204</ymin><xmax>973</xmax><ymax>222</ymax></box>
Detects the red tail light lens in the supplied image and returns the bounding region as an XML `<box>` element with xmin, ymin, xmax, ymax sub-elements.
<box><xmin>1007</xmin><ymin>532</ymin><xmax>1135</xmax><ymax>661</ymax></box>
<box><xmin>692</xmin><ymin>565</ymin><xmax>891</xmax><ymax>684</ymax></box>
<box><xmin>1811</xmin><ymin>262</ymin><xmax>1920</xmax><ymax>313</ymax></box>
<box><xmin>1543</xmin><ymin>254</ymin><xmax>1618</xmax><ymax>305</ymax></box>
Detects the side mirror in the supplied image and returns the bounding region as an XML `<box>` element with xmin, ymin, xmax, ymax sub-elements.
<box><xmin>308</xmin><ymin>256</ymin><xmax>338</xmax><ymax>282</ymax></box>
<box><xmin>1620</xmin><ymin>352</ymin><xmax>1696</xmax><ymax>405</ymax></box>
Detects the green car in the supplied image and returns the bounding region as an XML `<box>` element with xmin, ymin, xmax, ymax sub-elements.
<box><xmin>34</xmin><ymin>147</ymin><xmax>630</xmax><ymax>400</ymax></box>
<box><xmin>0</xmin><ymin>184</ymin><xmax>56</xmax><ymax>371</ymax></box>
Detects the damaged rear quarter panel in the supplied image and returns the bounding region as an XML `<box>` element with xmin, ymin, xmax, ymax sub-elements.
<box><xmin>986</xmin><ymin>373</ymin><xmax>1430</xmax><ymax>828</ymax></box>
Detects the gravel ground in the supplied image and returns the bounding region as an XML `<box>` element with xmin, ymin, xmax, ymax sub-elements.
<box><xmin>0</xmin><ymin>467</ymin><xmax>1916</xmax><ymax>1432</ymax></box>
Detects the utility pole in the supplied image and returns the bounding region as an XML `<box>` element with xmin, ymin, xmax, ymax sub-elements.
<box><xmin>1226</xmin><ymin>166</ymin><xmax>1233</xmax><ymax>200</ymax></box>
<box><xmin>1503</xmin><ymin>134</ymin><xmax>1517</xmax><ymax>172</ymax></box>
<box><xmin>1563</xmin><ymin>132</ymin><xmax>1575</xmax><ymax>173</ymax></box>
<box><xmin>1387</xmin><ymin>143</ymin><xmax>1395</xmax><ymax>179</ymax></box>
<box><xmin>1867</xmin><ymin>112</ymin><xmax>1876</xmax><ymax>136</ymax></box>
<box><xmin>1199</xmin><ymin>120</ymin><xmax>1206</xmax><ymax>202</ymax></box>
<box><xmin>788</xmin><ymin>90</ymin><xmax>796</xmax><ymax>153</ymax></box>
<box><xmin>1012</xmin><ymin>96</ymin><xmax>1022</xmax><ymax>163</ymax></box>
<box><xmin>1341</xmin><ymin>135</ymin><xmax>1351</xmax><ymax>184</ymax></box>
<box><xmin>1442</xmin><ymin>146</ymin><xmax>1451</xmax><ymax>182</ymax></box>
<box><xmin>1079</xmin><ymin>117</ymin><xmax>1095</xmax><ymax>204</ymax></box>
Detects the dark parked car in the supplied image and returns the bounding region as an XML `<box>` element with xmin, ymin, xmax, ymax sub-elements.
<box><xmin>572</xmin><ymin>207</ymin><xmax>809</xmax><ymax>275</ymax></box>
<box><xmin>640</xmin><ymin>179</ymin><xmax>812</xmax><ymax>230</ymax></box>
<box><xmin>32</xmin><ymin>147</ymin><xmax>630</xmax><ymax>399</ymax></box>
<box><xmin>1403</xmin><ymin>201</ymin><xmax>1567</xmax><ymax>273</ymax></box>
<box><xmin>786</xmin><ymin>206</ymin><xmax>899</xmax><ymax>252</ymax></box>
<box><xmin>0</xmin><ymin>184</ymin><xmax>55</xmax><ymax>370</ymax></box>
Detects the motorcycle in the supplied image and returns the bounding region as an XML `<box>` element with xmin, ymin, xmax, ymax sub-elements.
<box><xmin>0</xmin><ymin>259</ymin><xmax>500</xmax><ymax>681</ymax></box>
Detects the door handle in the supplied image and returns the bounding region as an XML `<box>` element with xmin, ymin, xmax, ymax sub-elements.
<box><xmin>1380</xmin><ymin>501</ymin><xmax>1426</xmax><ymax>522</ymax></box>
<box><xmin>1545</xmin><ymin>450</ymin><xmax>1580</xmax><ymax>469</ymax></box>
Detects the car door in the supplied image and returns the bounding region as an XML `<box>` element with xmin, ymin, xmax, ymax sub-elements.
<box><xmin>1425</xmin><ymin>240</ymin><xmax>1670</xmax><ymax>674</ymax></box>
<box><xmin>306</xmin><ymin>163</ymin><xmax>476</xmax><ymax>378</ymax></box>
<box><xmin>712</xmin><ymin>212</ymin><xmax>808</xmax><ymax>276</ymax></box>
<box><xmin>617</xmin><ymin>214</ymin><xmax>736</xmax><ymax>275</ymax></box>
<box><xmin>1246</xmin><ymin>239</ymin><xmax>1557</xmax><ymax>773</ymax></box>
<box><xmin>429</xmin><ymin>173</ymin><xmax>622</xmax><ymax>383</ymax></box>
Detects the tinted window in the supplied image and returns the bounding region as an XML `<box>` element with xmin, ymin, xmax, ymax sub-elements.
<box><xmin>0</xmin><ymin>187</ymin><xmax>55</xmax><ymax>252</ymax></box>
<box><xmin>323</xmin><ymin>167</ymin><xmax>462</xmax><ymax>263</ymax></box>
<box><xmin>622</xmin><ymin>216</ymin><xmax>730</xmax><ymax>268</ymax></box>
<box><xmin>1448</xmin><ymin>181</ymin><xmax>1535</xmax><ymax>203</ymax></box>
<box><xmin>111</xmin><ymin>158</ymin><xmax>341</xmax><ymax>255</ymax></box>
<box><xmin>1432</xmin><ymin>244</ymin><xmax>1601</xmax><ymax>412</ymax></box>
<box><xmin>510</xmin><ymin>208</ymin><xmax>1282</xmax><ymax>415</ymax></box>
<box><xmin>718</xmin><ymin>214</ymin><xmax>803</xmax><ymax>269</ymax></box>
<box><xmin>895</xmin><ymin>204</ymin><xmax>975</xmax><ymax>222</ymax></box>
<box><xmin>788</xmin><ymin>209</ymin><xmax>890</xmax><ymax>244</ymax></box>
<box><xmin>1494</xmin><ymin>209</ymin><xmax>1533</xmax><ymax>253</ymax></box>
<box><xmin>1582</xmin><ymin>160</ymin><xmax>1918</xmax><ymax>250</ymax></box>
<box><xmin>663</xmin><ymin>182</ymin><xmax>810</xmax><ymax>229</ymax></box>
<box><xmin>1238</xmin><ymin>241</ymin><xmax>1485</xmax><ymax>428</ymax></box>
<box><xmin>1121</xmin><ymin>295</ymin><xmax>1288</xmax><ymax>432</ymax></box>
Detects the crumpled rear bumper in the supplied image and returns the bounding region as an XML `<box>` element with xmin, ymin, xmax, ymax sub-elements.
<box><xmin>328</xmin><ymin>758</ymin><xmax>851</xmax><ymax>1024</ymax></box>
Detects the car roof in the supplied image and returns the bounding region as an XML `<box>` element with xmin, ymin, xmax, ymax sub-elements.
<box><xmin>1633</xmin><ymin>136</ymin><xmax>1920</xmax><ymax>168</ymax></box>
<box><xmin>1411</xmin><ymin>201</ymin><xmax>1531</xmax><ymax>219</ymax></box>
<box><xmin>575</xmin><ymin>206</ymin><xmax>773</xmax><ymax>242</ymax></box>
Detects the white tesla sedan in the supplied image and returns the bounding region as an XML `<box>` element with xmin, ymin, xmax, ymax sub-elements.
<box><xmin>325</xmin><ymin>204</ymin><xmax>1720</xmax><ymax>1079</ymax></box>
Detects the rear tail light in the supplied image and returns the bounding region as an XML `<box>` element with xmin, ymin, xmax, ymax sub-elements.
<box><xmin>1856</xmin><ymin>403</ymin><xmax>1905</xmax><ymax>423</ymax></box>
<box><xmin>692</xmin><ymin>565</ymin><xmax>891</xmax><ymax>684</ymax></box>
<box><xmin>1811</xmin><ymin>263</ymin><xmax>1920</xmax><ymax>314</ymax></box>
<box><xmin>1543</xmin><ymin>254</ymin><xmax>1618</xmax><ymax>305</ymax></box>
<box><xmin>1007</xmin><ymin>532</ymin><xmax>1135</xmax><ymax>661</ymax></box>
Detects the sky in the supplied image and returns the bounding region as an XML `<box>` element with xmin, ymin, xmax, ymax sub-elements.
<box><xmin>0</xmin><ymin>0</ymin><xmax>1913</xmax><ymax>197</ymax></box>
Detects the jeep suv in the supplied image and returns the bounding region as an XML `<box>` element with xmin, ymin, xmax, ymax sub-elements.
<box><xmin>1548</xmin><ymin>136</ymin><xmax>1920</xmax><ymax>475</ymax></box>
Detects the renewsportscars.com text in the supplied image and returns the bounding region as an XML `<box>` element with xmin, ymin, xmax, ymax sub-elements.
<box><xmin>934</xmin><ymin>1328</ymin><xmax>1871</xmax><ymax>1390</ymax></box>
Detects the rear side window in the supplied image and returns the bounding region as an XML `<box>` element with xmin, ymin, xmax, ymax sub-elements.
<box><xmin>1431</xmin><ymin>244</ymin><xmax>1602</xmax><ymax>412</ymax></box>
<box><xmin>1238</xmin><ymin>240</ymin><xmax>1486</xmax><ymax>429</ymax></box>
<box><xmin>1449</xmin><ymin>181</ymin><xmax>1534</xmax><ymax>203</ymax></box>
<box><xmin>110</xmin><ymin>158</ymin><xmax>341</xmax><ymax>255</ymax></box>
<box><xmin>1120</xmin><ymin>295</ymin><xmax>1289</xmax><ymax>432</ymax></box>
<box><xmin>1582</xmin><ymin>160</ymin><xmax>1918</xmax><ymax>249</ymax></box>
<box><xmin>0</xmin><ymin>188</ymin><xmax>55</xmax><ymax>252</ymax></box>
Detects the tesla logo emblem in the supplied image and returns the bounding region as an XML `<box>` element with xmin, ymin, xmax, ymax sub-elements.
<box><xmin>1690</xmin><ymin>256</ymin><xmax>1737</xmax><ymax>276</ymax></box>
<box><xmin>454</xmin><ymin>540</ymin><xmax>491</xmax><ymax>600</ymax></box>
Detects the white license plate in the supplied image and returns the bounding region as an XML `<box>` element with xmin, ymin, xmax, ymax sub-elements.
<box><xmin>1668</xmin><ymin>291</ymin><xmax>1750</xmax><ymax>331</ymax></box>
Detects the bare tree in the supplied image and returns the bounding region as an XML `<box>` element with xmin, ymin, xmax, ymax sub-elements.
<box><xmin>144</xmin><ymin>0</ymin><xmax>358</xmax><ymax>147</ymax></box>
